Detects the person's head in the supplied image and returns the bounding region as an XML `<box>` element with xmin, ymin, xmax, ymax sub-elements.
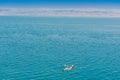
<box><xmin>71</xmin><ymin>65</ymin><xmax>74</xmax><ymax>68</ymax></box>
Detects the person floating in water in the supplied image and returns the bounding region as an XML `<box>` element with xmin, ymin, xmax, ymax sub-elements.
<box><xmin>62</xmin><ymin>64</ymin><xmax>75</xmax><ymax>72</ymax></box>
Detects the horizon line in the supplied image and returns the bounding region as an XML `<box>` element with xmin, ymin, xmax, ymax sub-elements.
<box><xmin>0</xmin><ymin>8</ymin><xmax>120</xmax><ymax>17</ymax></box>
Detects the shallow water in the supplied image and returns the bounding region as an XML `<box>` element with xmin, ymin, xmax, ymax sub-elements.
<box><xmin>0</xmin><ymin>16</ymin><xmax>120</xmax><ymax>80</ymax></box>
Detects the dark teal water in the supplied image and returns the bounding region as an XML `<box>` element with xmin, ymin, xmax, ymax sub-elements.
<box><xmin>0</xmin><ymin>16</ymin><xmax>120</xmax><ymax>80</ymax></box>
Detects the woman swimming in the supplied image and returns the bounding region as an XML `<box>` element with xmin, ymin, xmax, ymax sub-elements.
<box><xmin>62</xmin><ymin>64</ymin><xmax>75</xmax><ymax>71</ymax></box>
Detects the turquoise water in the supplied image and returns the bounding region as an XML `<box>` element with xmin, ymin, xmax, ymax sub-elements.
<box><xmin>0</xmin><ymin>16</ymin><xmax>120</xmax><ymax>80</ymax></box>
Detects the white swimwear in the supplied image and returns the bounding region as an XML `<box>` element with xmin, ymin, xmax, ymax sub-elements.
<box><xmin>63</xmin><ymin>65</ymin><xmax>75</xmax><ymax>71</ymax></box>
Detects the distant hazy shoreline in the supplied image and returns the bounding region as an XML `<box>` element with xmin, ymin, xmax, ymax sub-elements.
<box><xmin>0</xmin><ymin>8</ymin><xmax>120</xmax><ymax>17</ymax></box>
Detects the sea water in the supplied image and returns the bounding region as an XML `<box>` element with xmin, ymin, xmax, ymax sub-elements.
<box><xmin>0</xmin><ymin>16</ymin><xmax>120</xmax><ymax>80</ymax></box>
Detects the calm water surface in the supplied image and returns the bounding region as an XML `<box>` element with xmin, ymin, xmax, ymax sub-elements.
<box><xmin>0</xmin><ymin>16</ymin><xmax>120</xmax><ymax>80</ymax></box>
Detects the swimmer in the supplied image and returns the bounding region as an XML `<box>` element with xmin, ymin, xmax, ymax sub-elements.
<box><xmin>62</xmin><ymin>64</ymin><xmax>75</xmax><ymax>72</ymax></box>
